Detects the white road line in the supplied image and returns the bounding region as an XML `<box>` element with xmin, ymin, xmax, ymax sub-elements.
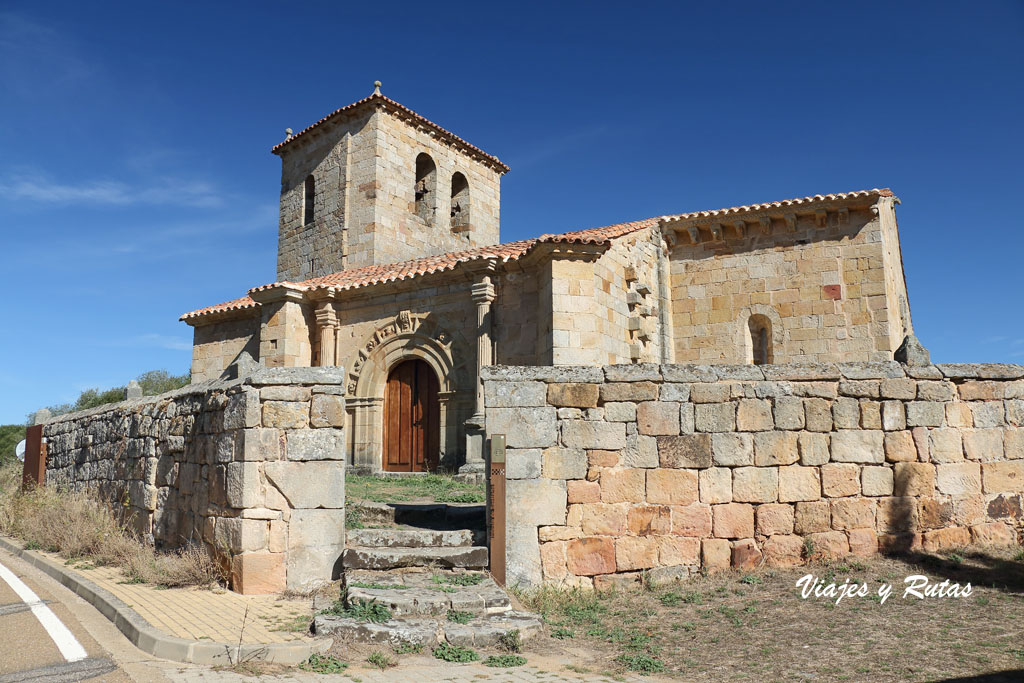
<box><xmin>0</xmin><ymin>560</ymin><xmax>88</xmax><ymax>663</ymax></box>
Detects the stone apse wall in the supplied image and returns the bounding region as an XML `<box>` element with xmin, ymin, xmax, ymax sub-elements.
<box><xmin>42</xmin><ymin>367</ymin><xmax>347</xmax><ymax>594</ymax></box>
<box><xmin>483</xmin><ymin>362</ymin><xmax>1024</xmax><ymax>589</ymax></box>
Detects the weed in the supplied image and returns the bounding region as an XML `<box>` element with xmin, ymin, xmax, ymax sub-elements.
<box><xmin>393</xmin><ymin>641</ymin><xmax>423</xmax><ymax>655</ymax></box>
<box><xmin>616</xmin><ymin>653</ymin><xmax>665</xmax><ymax>674</ymax></box>
<box><xmin>802</xmin><ymin>538</ymin><xmax>816</xmax><ymax>559</ymax></box>
<box><xmin>483</xmin><ymin>654</ymin><xmax>527</xmax><ymax>667</ymax></box>
<box><xmin>739</xmin><ymin>574</ymin><xmax>762</xmax><ymax>585</ymax></box>
<box><xmin>658</xmin><ymin>591</ymin><xmax>682</xmax><ymax>606</ymax></box>
<box><xmin>552</xmin><ymin>627</ymin><xmax>575</xmax><ymax>639</ymax></box>
<box><xmin>349</xmin><ymin>582</ymin><xmax>410</xmax><ymax>590</ymax></box>
<box><xmin>498</xmin><ymin>629</ymin><xmax>523</xmax><ymax>653</ymax></box>
<box><xmin>447</xmin><ymin>609</ymin><xmax>473</xmax><ymax>624</ymax></box>
<box><xmin>433</xmin><ymin>573</ymin><xmax>486</xmax><ymax>587</ymax></box>
<box><xmin>299</xmin><ymin>653</ymin><xmax>347</xmax><ymax>674</ymax></box>
<box><xmin>432</xmin><ymin>642</ymin><xmax>479</xmax><ymax>663</ymax></box>
<box><xmin>366</xmin><ymin>651</ymin><xmax>396</xmax><ymax>670</ymax></box>
<box><xmin>320</xmin><ymin>598</ymin><xmax>392</xmax><ymax>623</ymax></box>
<box><xmin>682</xmin><ymin>591</ymin><xmax>703</xmax><ymax>604</ymax></box>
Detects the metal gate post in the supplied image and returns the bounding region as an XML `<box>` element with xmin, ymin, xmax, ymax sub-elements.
<box><xmin>488</xmin><ymin>434</ymin><xmax>506</xmax><ymax>587</ymax></box>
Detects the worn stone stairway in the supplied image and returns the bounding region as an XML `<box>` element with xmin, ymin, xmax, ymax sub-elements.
<box><xmin>314</xmin><ymin>502</ymin><xmax>543</xmax><ymax>648</ymax></box>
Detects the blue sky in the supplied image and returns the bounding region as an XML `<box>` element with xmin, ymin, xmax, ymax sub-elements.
<box><xmin>1</xmin><ymin>1</ymin><xmax>1022</xmax><ymax>424</ymax></box>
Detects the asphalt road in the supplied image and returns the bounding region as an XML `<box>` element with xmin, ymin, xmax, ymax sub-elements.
<box><xmin>0</xmin><ymin>548</ymin><xmax>166</xmax><ymax>683</ymax></box>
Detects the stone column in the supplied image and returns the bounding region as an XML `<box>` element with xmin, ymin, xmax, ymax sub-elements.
<box><xmin>315</xmin><ymin>303</ymin><xmax>338</xmax><ymax>367</ymax></box>
<box><xmin>461</xmin><ymin>274</ymin><xmax>496</xmax><ymax>476</ymax></box>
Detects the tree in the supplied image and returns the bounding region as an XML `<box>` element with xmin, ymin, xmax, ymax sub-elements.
<box><xmin>31</xmin><ymin>369</ymin><xmax>191</xmax><ymax>422</ymax></box>
<box><xmin>0</xmin><ymin>425</ymin><xmax>26</xmax><ymax>465</ymax></box>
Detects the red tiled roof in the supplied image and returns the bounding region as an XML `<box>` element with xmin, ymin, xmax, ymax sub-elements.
<box><xmin>660</xmin><ymin>188</ymin><xmax>893</xmax><ymax>222</ymax></box>
<box><xmin>180</xmin><ymin>188</ymin><xmax>895</xmax><ymax>323</ymax></box>
<box><xmin>271</xmin><ymin>92</ymin><xmax>510</xmax><ymax>174</ymax></box>
<box><xmin>180</xmin><ymin>217</ymin><xmax>659</xmax><ymax>322</ymax></box>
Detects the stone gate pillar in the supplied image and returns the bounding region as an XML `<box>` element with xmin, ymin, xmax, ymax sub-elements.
<box><xmin>462</xmin><ymin>271</ymin><xmax>496</xmax><ymax>475</ymax></box>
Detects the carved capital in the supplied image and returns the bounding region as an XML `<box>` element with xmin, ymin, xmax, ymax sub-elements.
<box><xmin>784</xmin><ymin>213</ymin><xmax>798</xmax><ymax>232</ymax></box>
<box><xmin>759</xmin><ymin>216</ymin><xmax>772</xmax><ymax>234</ymax></box>
<box><xmin>314</xmin><ymin>303</ymin><xmax>338</xmax><ymax>328</ymax></box>
<box><xmin>686</xmin><ymin>225</ymin><xmax>700</xmax><ymax>244</ymax></box>
<box><xmin>709</xmin><ymin>223</ymin><xmax>724</xmax><ymax>241</ymax></box>
<box><xmin>471</xmin><ymin>277</ymin><xmax>496</xmax><ymax>304</ymax></box>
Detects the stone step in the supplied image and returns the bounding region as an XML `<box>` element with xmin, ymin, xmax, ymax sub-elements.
<box><xmin>346</xmin><ymin>528</ymin><xmax>483</xmax><ymax>548</ymax></box>
<box><xmin>342</xmin><ymin>545</ymin><xmax>489</xmax><ymax>571</ymax></box>
<box><xmin>343</xmin><ymin>569</ymin><xmax>510</xmax><ymax>616</ymax></box>
<box><xmin>347</xmin><ymin>501</ymin><xmax>486</xmax><ymax>530</ymax></box>
<box><xmin>312</xmin><ymin>610</ymin><xmax>543</xmax><ymax>648</ymax></box>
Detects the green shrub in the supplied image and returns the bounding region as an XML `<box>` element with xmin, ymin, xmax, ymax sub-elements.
<box><xmin>367</xmin><ymin>650</ymin><xmax>396</xmax><ymax>670</ymax></box>
<box><xmin>483</xmin><ymin>654</ymin><xmax>526</xmax><ymax>667</ymax></box>
<box><xmin>498</xmin><ymin>629</ymin><xmax>522</xmax><ymax>653</ymax></box>
<box><xmin>616</xmin><ymin>652</ymin><xmax>665</xmax><ymax>674</ymax></box>
<box><xmin>446</xmin><ymin>609</ymin><xmax>473</xmax><ymax>624</ymax></box>
<box><xmin>432</xmin><ymin>642</ymin><xmax>479</xmax><ymax>663</ymax></box>
<box><xmin>300</xmin><ymin>653</ymin><xmax>347</xmax><ymax>673</ymax></box>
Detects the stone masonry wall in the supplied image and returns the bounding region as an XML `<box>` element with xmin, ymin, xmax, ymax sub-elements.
<box><xmin>668</xmin><ymin>202</ymin><xmax>908</xmax><ymax>364</ymax></box>
<box><xmin>190</xmin><ymin>315</ymin><xmax>260</xmax><ymax>382</ymax></box>
<box><xmin>42</xmin><ymin>367</ymin><xmax>347</xmax><ymax>594</ymax></box>
<box><xmin>484</xmin><ymin>362</ymin><xmax>1024</xmax><ymax>589</ymax></box>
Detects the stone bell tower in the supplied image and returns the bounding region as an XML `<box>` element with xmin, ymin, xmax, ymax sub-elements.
<box><xmin>272</xmin><ymin>82</ymin><xmax>509</xmax><ymax>282</ymax></box>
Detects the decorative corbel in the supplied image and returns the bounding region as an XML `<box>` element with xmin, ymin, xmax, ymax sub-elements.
<box><xmin>784</xmin><ymin>213</ymin><xmax>797</xmax><ymax>232</ymax></box>
<box><xmin>815</xmin><ymin>209</ymin><xmax>828</xmax><ymax>227</ymax></box>
<box><xmin>759</xmin><ymin>216</ymin><xmax>772</xmax><ymax>234</ymax></box>
<box><xmin>710</xmin><ymin>223</ymin><xmax>724</xmax><ymax>241</ymax></box>
<box><xmin>838</xmin><ymin>207</ymin><xmax>849</xmax><ymax>224</ymax></box>
<box><xmin>687</xmin><ymin>225</ymin><xmax>700</xmax><ymax>244</ymax></box>
<box><xmin>733</xmin><ymin>220</ymin><xmax>746</xmax><ymax>238</ymax></box>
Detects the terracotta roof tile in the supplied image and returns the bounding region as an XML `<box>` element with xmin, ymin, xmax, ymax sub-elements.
<box><xmin>271</xmin><ymin>93</ymin><xmax>510</xmax><ymax>173</ymax></box>
<box><xmin>660</xmin><ymin>188</ymin><xmax>893</xmax><ymax>222</ymax></box>
<box><xmin>180</xmin><ymin>218</ymin><xmax>658</xmax><ymax>322</ymax></box>
<box><xmin>180</xmin><ymin>188</ymin><xmax>893</xmax><ymax>323</ymax></box>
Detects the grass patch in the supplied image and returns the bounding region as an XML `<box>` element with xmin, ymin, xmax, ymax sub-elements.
<box><xmin>366</xmin><ymin>650</ymin><xmax>396</xmax><ymax>670</ymax></box>
<box><xmin>616</xmin><ymin>652</ymin><xmax>666</xmax><ymax>674</ymax></box>
<box><xmin>432</xmin><ymin>572</ymin><xmax>486</xmax><ymax>587</ymax></box>
<box><xmin>483</xmin><ymin>654</ymin><xmax>527</xmax><ymax>667</ymax></box>
<box><xmin>393</xmin><ymin>641</ymin><xmax>423</xmax><ymax>655</ymax></box>
<box><xmin>345</xmin><ymin>473</ymin><xmax>484</xmax><ymax>504</ymax></box>
<box><xmin>320</xmin><ymin>598</ymin><xmax>392</xmax><ymax>623</ymax></box>
<box><xmin>349</xmin><ymin>582</ymin><xmax>410</xmax><ymax>590</ymax></box>
<box><xmin>0</xmin><ymin>463</ymin><xmax>222</xmax><ymax>588</ymax></box>
<box><xmin>432</xmin><ymin>642</ymin><xmax>479</xmax><ymax>663</ymax></box>
<box><xmin>299</xmin><ymin>653</ymin><xmax>347</xmax><ymax>674</ymax></box>
<box><xmin>447</xmin><ymin>609</ymin><xmax>473</xmax><ymax>624</ymax></box>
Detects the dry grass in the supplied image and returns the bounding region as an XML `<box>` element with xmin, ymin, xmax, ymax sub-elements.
<box><xmin>519</xmin><ymin>549</ymin><xmax>1024</xmax><ymax>681</ymax></box>
<box><xmin>0</xmin><ymin>461</ymin><xmax>223</xmax><ymax>588</ymax></box>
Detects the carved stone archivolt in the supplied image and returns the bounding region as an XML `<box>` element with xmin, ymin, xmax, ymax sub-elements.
<box><xmin>345</xmin><ymin>310</ymin><xmax>469</xmax><ymax>398</ymax></box>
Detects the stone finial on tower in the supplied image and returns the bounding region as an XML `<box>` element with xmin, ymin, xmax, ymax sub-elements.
<box><xmin>124</xmin><ymin>380</ymin><xmax>142</xmax><ymax>400</ymax></box>
<box><xmin>373</xmin><ymin>80</ymin><xmax>382</xmax><ymax>96</ymax></box>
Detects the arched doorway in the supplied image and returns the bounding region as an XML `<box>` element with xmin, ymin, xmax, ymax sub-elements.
<box><xmin>383</xmin><ymin>359</ymin><xmax>440</xmax><ymax>472</ymax></box>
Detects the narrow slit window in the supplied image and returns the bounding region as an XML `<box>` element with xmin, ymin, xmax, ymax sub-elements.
<box><xmin>303</xmin><ymin>175</ymin><xmax>315</xmax><ymax>225</ymax></box>
<box><xmin>749</xmin><ymin>315</ymin><xmax>773</xmax><ymax>365</ymax></box>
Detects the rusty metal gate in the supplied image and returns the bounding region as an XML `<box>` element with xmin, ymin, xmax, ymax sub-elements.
<box><xmin>488</xmin><ymin>434</ymin><xmax>506</xmax><ymax>587</ymax></box>
<box><xmin>22</xmin><ymin>424</ymin><xmax>46</xmax><ymax>490</ymax></box>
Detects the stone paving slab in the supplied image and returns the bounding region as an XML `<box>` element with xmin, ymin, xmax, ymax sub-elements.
<box><xmin>344</xmin><ymin>568</ymin><xmax>510</xmax><ymax>615</ymax></box>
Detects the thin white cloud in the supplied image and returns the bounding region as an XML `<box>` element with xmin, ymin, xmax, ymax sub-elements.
<box><xmin>0</xmin><ymin>172</ymin><xmax>225</xmax><ymax>208</ymax></box>
<box><xmin>0</xmin><ymin>13</ymin><xmax>96</xmax><ymax>96</ymax></box>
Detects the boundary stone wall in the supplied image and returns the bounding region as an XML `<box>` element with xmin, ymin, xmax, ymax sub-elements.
<box><xmin>42</xmin><ymin>367</ymin><xmax>348</xmax><ymax>594</ymax></box>
<box><xmin>483</xmin><ymin>362</ymin><xmax>1024</xmax><ymax>589</ymax></box>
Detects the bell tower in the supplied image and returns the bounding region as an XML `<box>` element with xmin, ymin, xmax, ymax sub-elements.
<box><xmin>272</xmin><ymin>83</ymin><xmax>509</xmax><ymax>282</ymax></box>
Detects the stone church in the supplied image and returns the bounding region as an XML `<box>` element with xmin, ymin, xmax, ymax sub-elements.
<box><xmin>181</xmin><ymin>83</ymin><xmax>914</xmax><ymax>478</ymax></box>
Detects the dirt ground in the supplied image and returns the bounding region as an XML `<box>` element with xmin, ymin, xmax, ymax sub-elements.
<box><xmin>518</xmin><ymin>546</ymin><xmax>1024</xmax><ymax>681</ymax></box>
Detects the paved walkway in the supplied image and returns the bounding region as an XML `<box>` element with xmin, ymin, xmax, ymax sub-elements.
<box><xmin>35</xmin><ymin>549</ymin><xmax>316</xmax><ymax>645</ymax></box>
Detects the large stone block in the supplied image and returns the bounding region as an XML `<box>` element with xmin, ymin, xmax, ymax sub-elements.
<box><xmin>821</xmin><ymin>463</ymin><xmax>860</xmax><ymax>497</ymax></box>
<box><xmin>561</xmin><ymin>421</ymin><xmax>626</xmax><ymax>450</ymax></box>
<box><xmin>732</xmin><ymin>467</ymin><xmax>778</xmax><ymax>503</ymax></box>
<box><xmin>929</xmin><ymin>429</ymin><xmax>964</xmax><ymax>463</ymax></box>
<box><xmin>737</xmin><ymin>399</ymin><xmax>773</xmax><ymax>431</ymax></box>
<box><xmin>240</xmin><ymin>427</ymin><xmax>282</xmax><ymax>462</ymax></box>
<box><xmin>882</xmin><ymin>400</ymin><xmax>906</xmax><ymax>431</ymax></box>
<box><xmin>659</xmin><ymin>434</ymin><xmax>713</xmax><ymax>468</ymax></box>
<box><xmin>803</xmin><ymin>398</ymin><xmax>833</xmax><ymax>433</ymax></box>
<box><xmin>567</xmin><ymin>479</ymin><xmax>600</xmax><ymax>504</ymax></box>
<box><xmin>566</xmin><ymin>537</ymin><xmax>616</xmax><ymax>576</ymax></box>
<box><xmin>982</xmin><ymin>461</ymin><xmax>1024</xmax><ymax>494</ymax></box>
<box><xmin>699</xmin><ymin>467</ymin><xmax>732</xmax><ymax>504</ymax></box>
<box><xmin>773</xmin><ymin>396</ymin><xmax>805</xmax><ymax>430</ymax></box>
<box><xmin>600</xmin><ymin>468</ymin><xmax>646</xmax><ymax>503</ymax></box>
<box><xmin>795</xmin><ymin>500</ymin><xmax>831</xmax><ymax>534</ymax></box>
<box><xmin>637</xmin><ymin>402</ymin><xmax>680</xmax><ymax>435</ymax></box>
<box><xmin>701</xmin><ymin>538</ymin><xmax>731</xmax><ymax>573</ymax></box>
<box><xmin>779</xmin><ymin>465</ymin><xmax>821</xmax><ymax>502</ymax></box>
<box><xmin>224</xmin><ymin>390</ymin><xmax>260</xmax><ymax>430</ymax></box>
<box><xmin>506</xmin><ymin>526</ymin><xmax>542</xmax><ymax>587</ymax></box>
<box><xmin>830</xmin><ymin>498</ymin><xmax>875</xmax><ymax>530</ymax></box>
<box><xmin>756</xmin><ymin>503</ymin><xmax>794</xmax><ymax>535</ymax></box>
<box><xmin>262</xmin><ymin>401</ymin><xmax>309</xmax><ymax>429</ymax></box>
<box><xmin>670</xmin><ymin>503</ymin><xmax>712</xmax><ymax>536</ymax></box>
<box><xmin>542</xmin><ymin>448</ymin><xmax>588</xmax><ymax>480</ymax></box>
<box><xmin>961</xmin><ymin>429</ymin><xmax>1002</xmax><ymax>461</ymax></box>
<box><xmin>506</xmin><ymin>448</ymin><xmax>542</xmax><ymax>479</ymax></box>
<box><xmin>876</xmin><ymin>496</ymin><xmax>919</xmax><ymax>533</ymax></box>
<box><xmin>546</xmin><ymin>383</ymin><xmax>600</xmax><ymax>408</ymax></box>
<box><xmin>263</xmin><ymin>461</ymin><xmax>345</xmax><ymax>509</ymax></box>
<box><xmin>261</xmin><ymin>386</ymin><xmax>311</xmax><ymax>402</ymax></box>
<box><xmin>695</xmin><ymin>403</ymin><xmax>736</xmax><ymax>432</ymax></box>
<box><xmin>861</xmin><ymin>466</ymin><xmax>894</xmax><ymax>497</ymax></box>
<box><xmin>936</xmin><ymin>463</ymin><xmax>982</xmax><ymax>495</ymax></box>
<box><xmin>488</xmin><ymin>407</ymin><xmax>558</xmax><ymax>448</ymax></box>
<box><xmin>830</xmin><ymin>430</ymin><xmax>884</xmax><ymax>464</ymax></box>
<box><xmin>215</xmin><ymin>517</ymin><xmax>268</xmax><ymax>553</ymax></box>
<box><xmin>798</xmin><ymin>432</ymin><xmax>830</xmax><ymax>466</ymax></box>
<box><xmin>884</xmin><ymin>431</ymin><xmax>917</xmax><ymax>462</ymax></box>
<box><xmin>310</xmin><ymin>394</ymin><xmax>346</xmax><ymax>428</ymax></box>
<box><xmin>615</xmin><ymin>536</ymin><xmax>659</xmax><ymax>571</ymax></box>
<box><xmin>711</xmin><ymin>433</ymin><xmax>753</xmax><ymax>467</ymax></box>
<box><xmin>646</xmin><ymin>469</ymin><xmax>698</xmax><ymax>505</ymax></box>
<box><xmin>580</xmin><ymin>503</ymin><xmax>627</xmax><ymax>535</ymax></box>
<box><xmin>603</xmin><ymin>402</ymin><xmax>637</xmax><ymax>422</ymax></box>
<box><xmin>906</xmin><ymin>402</ymin><xmax>945</xmax><ymax>427</ymax></box>
<box><xmin>657</xmin><ymin>536</ymin><xmax>700</xmax><ymax>567</ymax></box>
<box><xmin>893</xmin><ymin>462</ymin><xmax>935</xmax><ymax>497</ymax></box>
<box><xmin>600</xmin><ymin>381</ymin><xmax>659</xmax><ymax>402</ymax></box>
<box><xmin>627</xmin><ymin>505</ymin><xmax>671</xmax><ymax>536</ymax></box>
<box><xmin>832</xmin><ymin>397</ymin><xmax>860</xmax><ymax>429</ymax></box>
<box><xmin>1006</xmin><ymin>429</ymin><xmax>1024</xmax><ymax>460</ymax></box>
<box><xmin>621</xmin><ymin>433</ymin><xmax>659</xmax><ymax>469</ymax></box>
<box><xmin>231</xmin><ymin>552</ymin><xmax>285</xmax><ymax>595</ymax></box>
<box><xmin>763</xmin><ymin>535</ymin><xmax>804</xmax><ymax>567</ymax></box>
<box><xmin>753</xmin><ymin>431</ymin><xmax>799</xmax><ymax>466</ymax></box>
<box><xmin>286</xmin><ymin>428</ymin><xmax>344</xmax><ymax>461</ymax></box>
<box><xmin>507</xmin><ymin>478</ymin><xmax>568</xmax><ymax>526</ymax></box>
<box><xmin>712</xmin><ymin>503</ymin><xmax>754</xmax><ymax>539</ymax></box>
<box><xmin>485</xmin><ymin>381</ymin><xmax>547</xmax><ymax>408</ymax></box>
<box><xmin>226</xmin><ymin>462</ymin><xmax>263</xmax><ymax>509</ymax></box>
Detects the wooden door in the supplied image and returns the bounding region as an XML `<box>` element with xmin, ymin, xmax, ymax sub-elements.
<box><xmin>383</xmin><ymin>359</ymin><xmax>440</xmax><ymax>472</ymax></box>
